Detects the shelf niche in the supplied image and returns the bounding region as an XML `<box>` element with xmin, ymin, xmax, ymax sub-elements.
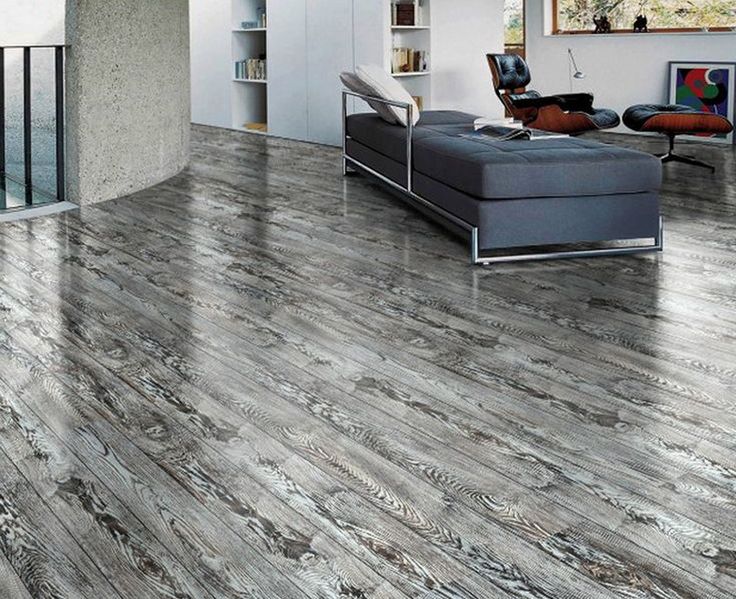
<box><xmin>390</xmin><ymin>0</ymin><xmax>431</xmax><ymax>109</ymax></box>
<box><xmin>231</xmin><ymin>0</ymin><xmax>268</xmax><ymax>133</ymax></box>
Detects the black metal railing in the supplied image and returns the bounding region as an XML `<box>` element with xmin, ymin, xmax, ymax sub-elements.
<box><xmin>0</xmin><ymin>44</ymin><xmax>66</xmax><ymax>210</ymax></box>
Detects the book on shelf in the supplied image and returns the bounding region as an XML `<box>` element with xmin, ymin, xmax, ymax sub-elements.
<box><xmin>391</xmin><ymin>47</ymin><xmax>428</xmax><ymax>74</ymax></box>
<box><xmin>235</xmin><ymin>57</ymin><xmax>267</xmax><ymax>81</ymax></box>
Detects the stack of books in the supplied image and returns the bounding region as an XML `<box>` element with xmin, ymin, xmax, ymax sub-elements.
<box><xmin>235</xmin><ymin>58</ymin><xmax>267</xmax><ymax>81</ymax></box>
<box><xmin>391</xmin><ymin>47</ymin><xmax>428</xmax><ymax>74</ymax></box>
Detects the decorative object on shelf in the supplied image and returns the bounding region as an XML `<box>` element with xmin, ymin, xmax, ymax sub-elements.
<box><xmin>567</xmin><ymin>48</ymin><xmax>585</xmax><ymax>92</ymax></box>
<box><xmin>257</xmin><ymin>6</ymin><xmax>267</xmax><ymax>28</ymax></box>
<box><xmin>593</xmin><ymin>15</ymin><xmax>611</xmax><ymax>34</ymax></box>
<box><xmin>392</xmin><ymin>1</ymin><xmax>416</xmax><ymax>26</ymax></box>
<box><xmin>668</xmin><ymin>61</ymin><xmax>735</xmax><ymax>144</ymax></box>
<box><xmin>633</xmin><ymin>0</ymin><xmax>648</xmax><ymax>33</ymax></box>
<box><xmin>633</xmin><ymin>14</ymin><xmax>648</xmax><ymax>32</ymax></box>
<box><xmin>240</xmin><ymin>21</ymin><xmax>259</xmax><ymax>29</ymax></box>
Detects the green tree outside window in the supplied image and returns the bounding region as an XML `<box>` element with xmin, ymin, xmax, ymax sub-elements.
<box><xmin>505</xmin><ymin>0</ymin><xmax>524</xmax><ymax>45</ymax></box>
<box><xmin>557</xmin><ymin>0</ymin><xmax>736</xmax><ymax>31</ymax></box>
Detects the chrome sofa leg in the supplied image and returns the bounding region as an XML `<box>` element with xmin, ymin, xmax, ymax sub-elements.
<box><xmin>470</xmin><ymin>228</ymin><xmax>480</xmax><ymax>265</ymax></box>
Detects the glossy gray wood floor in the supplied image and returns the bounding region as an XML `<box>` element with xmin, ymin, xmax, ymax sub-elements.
<box><xmin>0</xmin><ymin>125</ymin><xmax>735</xmax><ymax>599</ymax></box>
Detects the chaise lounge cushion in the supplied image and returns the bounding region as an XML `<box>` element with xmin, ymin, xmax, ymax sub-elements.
<box><xmin>346</xmin><ymin>111</ymin><xmax>661</xmax><ymax>200</ymax></box>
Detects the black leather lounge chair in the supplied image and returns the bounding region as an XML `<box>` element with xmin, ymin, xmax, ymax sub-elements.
<box><xmin>486</xmin><ymin>53</ymin><xmax>620</xmax><ymax>135</ymax></box>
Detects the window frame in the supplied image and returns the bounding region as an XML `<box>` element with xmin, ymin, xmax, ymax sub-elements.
<box><xmin>551</xmin><ymin>0</ymin><xmax>735</xmax><ymax>34</ymax></box>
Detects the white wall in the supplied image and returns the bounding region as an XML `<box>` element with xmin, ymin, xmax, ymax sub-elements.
<box><xmin>305</xmin><ymin>0</ymin><xmax>356</xmax><ymax>145</ymax></box>
<box><xmin>268</xmin><ymin>0</ymin><xmax>308</xmax><ymax>140</ymax></box>
<box><xmin>525</xmin><ymin>0</ymin><xmax>736</xmax><ymax>134</ymax></box>
<box><xmin>432</xmin><ymin>0</ymin><xmax>504</xmax><ymax>118</ymax></box>
<box><xmin>190</xmin><ymin>0</ymin><xmax>231</xmax><ymax>129</ymax></box>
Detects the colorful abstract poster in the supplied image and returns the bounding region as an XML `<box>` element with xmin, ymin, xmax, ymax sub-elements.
<box><xmin>669</xmin><ymin>62</ymin><xmax>735</xmax><ymax>144</ymax></box>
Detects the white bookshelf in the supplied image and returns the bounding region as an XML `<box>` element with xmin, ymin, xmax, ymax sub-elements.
<box><xmin>390</xmin><ymin>0</ymin><xmax>431</xmax><ymax>109</ymax></box>
<box><xmin>232</xmin><ymin>0</ymin><xmax>268</xmax><ymax>133</ymax></box>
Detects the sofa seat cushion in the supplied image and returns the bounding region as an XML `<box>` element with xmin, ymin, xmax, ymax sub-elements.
<box><xmin>346</xmin><ymin>111</ymin><xmax>662</xmax><ymax>200</ymax></box>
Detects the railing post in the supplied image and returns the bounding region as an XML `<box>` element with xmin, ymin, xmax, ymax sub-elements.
<box><xmin>0</xmin><ymin>48</ymin><xmax>4</xmax><ymax>179</ymax></box>
<box><xmin>0</xmin><ymin>47</ymin><xmax>4</xmax><ymax>207</ymax></box>
<box><xmin>23</xmin><ymin>47</ymin><xmax>32</xmax><ymax>205</ymax></box>
<box><xmin>55</xmin><ymin>46</ymin><xmax>65</xmax><ymax>202</ymax></box>
<box><xmin>406</xmin><ymin>104</ymin><xmax>413</xmax><ymax>193</ymax></box>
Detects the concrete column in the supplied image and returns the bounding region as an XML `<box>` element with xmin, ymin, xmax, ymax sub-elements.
<box><xmin>65</xmin><ymin>0</ymin><xmax>190</xmax><ymax>205</ymax></box>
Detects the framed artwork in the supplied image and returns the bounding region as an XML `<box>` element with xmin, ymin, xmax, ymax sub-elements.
<box><xmin>669</xmin><ymin>62</ymin><xmax>735</xmax><ymax>144</ymax></box>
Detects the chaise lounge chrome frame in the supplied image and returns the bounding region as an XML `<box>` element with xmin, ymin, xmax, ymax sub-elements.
<box><xmin>341</xmin><ymin>90</ymin><xmax>663</xmax><ymax>265</ymax></box>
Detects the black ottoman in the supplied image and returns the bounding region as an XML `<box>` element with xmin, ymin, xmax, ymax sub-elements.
<box><xmin>623</xmin><ymin>104</ymin><xmax>734</xmax><ymax>172</ymax></box>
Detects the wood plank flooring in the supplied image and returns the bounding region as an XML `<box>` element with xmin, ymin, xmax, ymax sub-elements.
<box><xmin>0</xmin><ymin>124</ymin><xmax>735</xmax><ymax>598</ymax></box>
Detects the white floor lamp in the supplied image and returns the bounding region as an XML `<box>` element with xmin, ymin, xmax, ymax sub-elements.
<box><xmin>568</xmin><ymin>48</ymin><xmax>586</xmax><ymax>92</ymax></box>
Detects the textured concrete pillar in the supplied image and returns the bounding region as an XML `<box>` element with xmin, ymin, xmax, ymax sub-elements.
<box><xmin>65</xmin><ymin>0</ymin><xmax>190</xmax><ymax>205</ymax></box>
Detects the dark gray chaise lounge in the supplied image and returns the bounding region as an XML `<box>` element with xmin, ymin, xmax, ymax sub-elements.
<box><xmin>342</xmin><ymin>93</ymin><xmax>663</xmax><ymax>265</ymax></box>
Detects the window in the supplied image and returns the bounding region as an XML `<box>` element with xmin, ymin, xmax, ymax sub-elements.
<box><xmin>505</xmin><ymin>0</ymin><xmax>524</xmax><ymax>46</ymax></box>
<box><xmin>554</xmin><ymin>0</ymin><xmax>736</xmax><ymax>33</ymax></box>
